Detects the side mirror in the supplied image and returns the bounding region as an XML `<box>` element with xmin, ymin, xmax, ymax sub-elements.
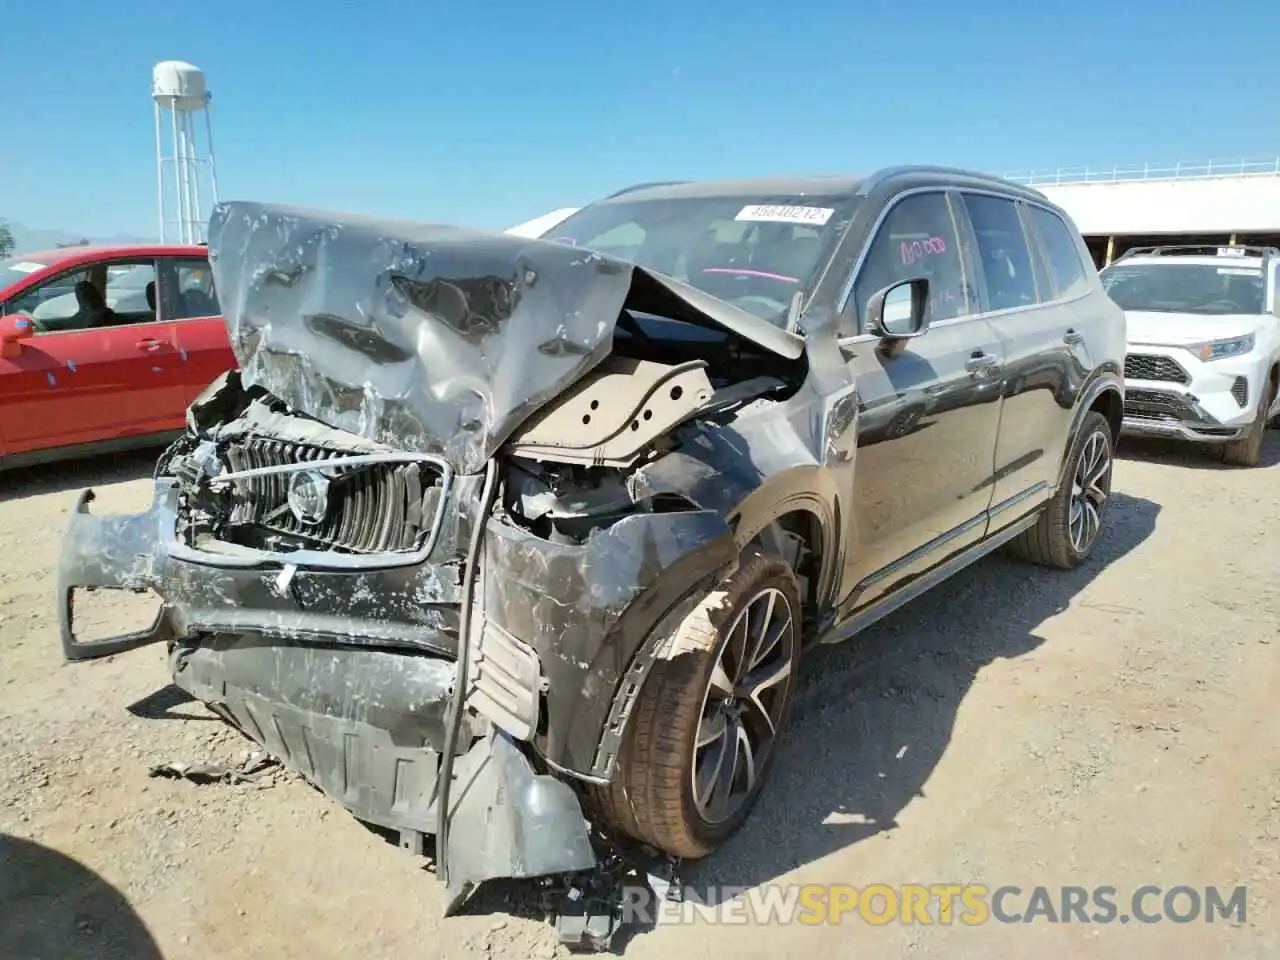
<box><xmin>0</xmin><ymin>312</ymin><xmax>35</xmax><ymax>356</ymax></box>
<box><xmin>866</xmin><ymin>277</ymin><xmax>930</xmax><ymax>340</ymax></box>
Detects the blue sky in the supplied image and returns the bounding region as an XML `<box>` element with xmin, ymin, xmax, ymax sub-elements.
<box><xmin>4</xmin><ymin>0</ymin><xmax>1280</xmax><ymax>238</ymax></box>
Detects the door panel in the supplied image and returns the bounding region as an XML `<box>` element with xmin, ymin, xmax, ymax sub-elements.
<box><xmin>838</xmin><ymin>319</ymin><xmax>1005</xmax><ymax>609</ymax></box>
<box><xmin>834</xmin><ymin>188</ymin><xmax>1004</xmax><ymax>613</ymax></box>
<box><xmin>0</xmin><ymin>257</ymin><xmax>185</xmax><ymax>454</ymax></box>
<box><xmin>170</xmin><ymin>317</ymin><xmax>237</xmax><ymax>404</ymax></box>
<box><xmin>984</xmin><ymin>302</ymin><xmax>1080</xmax><ymax>508</ymax></box>
<box><xmin>0</xmin><ymin>324</ymin><xmax>183</xmax><ymax>454</ymax></box>
<box><xmin>160</xmin><ymin>256</ymin><xmax>235</xmax><ymax>404</ymax></box>
<box><xmin>960</xmin><ymin>194</ymin><xmax>1085</xmax><ymax>510</ymax></box>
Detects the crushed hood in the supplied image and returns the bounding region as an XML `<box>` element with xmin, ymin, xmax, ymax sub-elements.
<box><xmin>207</xmin><ymin>201</ymin><xmax>803</xmax><ymax>475</ymax></box>
<box><xmin>1124</xmin><ymin>310</ymin><xmax>1262</xmax><ymax>347</ymax></box>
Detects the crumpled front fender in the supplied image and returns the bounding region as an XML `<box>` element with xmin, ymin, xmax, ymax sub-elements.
<box><xmin>479</xmin><ymin>507</ymin><xmax>738</xmax><ymax>779</ymax></box>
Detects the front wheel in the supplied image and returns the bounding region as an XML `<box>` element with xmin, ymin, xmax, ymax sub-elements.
<box><xmin>1007</xmin><ymin>410</ymin><xmax>1114</xmax><ymax>570</ymax></box>
<box><xmin>592</xmin><ymin>548</ymin><xmax>802</xmax><ymax>859</ymax></box>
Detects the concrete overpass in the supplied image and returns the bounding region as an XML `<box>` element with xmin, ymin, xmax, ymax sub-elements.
<box><xmin>1005</xmin><ymin>157</ymin><xmax>1280</xmax><ymax>267</ymax></box>
<box><xmin>507</xmin><ymin>157</ymin><xmax>1280</xmax><ymax>268</ymax></box>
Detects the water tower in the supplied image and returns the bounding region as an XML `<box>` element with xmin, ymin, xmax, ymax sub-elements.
<box><xmin>152</xmin><ymin>61</ymin><xmax>221</xmax><ymax>244</ymax></box>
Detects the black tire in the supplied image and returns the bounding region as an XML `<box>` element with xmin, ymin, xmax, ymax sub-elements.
<box><xmin>592</xmin><ymin>547</ymin><xmax>802</xmax><ymax>859</ymax></box>
<box><xmin>1007</xmin><ymin>410</ymin><xmax>1114</xmax><ymax>570</ymax></box>
<box><xmin>1223</xmin><ymin>377</ymin><xmax>1276</xmax><ymax>466</ymax></box>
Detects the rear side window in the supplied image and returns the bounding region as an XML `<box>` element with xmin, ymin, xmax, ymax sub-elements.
<box><xmin>850</xmin><ymin>191</ymin><xmax>971</xmax><ymax>334</ymax></box>
<box><xmin>962</xmin><ymin>194</ymin><xmax>1039</xmax><ymax>311</ymax></box>
<box><xmin>170</xmin><ymin>258</ymin><xmax>220</xmax><ymax>320</ymax></box>
<box><xmin>1027</xmin><ymin>205</ymin><xmax>1091</xmax><ymax>300</ymax></box>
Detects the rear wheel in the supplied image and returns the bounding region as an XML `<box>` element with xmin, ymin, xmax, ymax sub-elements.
<box><xmin>593</xmin><ymin>548</ymin><xmax>801</xmax><ymax>859</ymax></box>
<box><xmin>1222</xmin><ymin>376</ymin><xmax>1276</xmax><ymax>467</ymax></box>
<box><xmin>1007</xmin><ymin>410</ymin><xmax>1114</xmax><ymax>570</ymax></box>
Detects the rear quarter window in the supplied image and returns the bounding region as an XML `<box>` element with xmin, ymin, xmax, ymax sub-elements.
<box><xmin>1027</xmin><ymin>205</ymin><xmax>1091</xmax><ymax>300</ymax></box>
<box><xmin>961</xmin><ymin>193</ymin><xmax>1040</xmax><ymax>311</ymax></box>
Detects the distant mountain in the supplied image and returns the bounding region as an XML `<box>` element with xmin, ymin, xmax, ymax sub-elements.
<box><xmin>5</xmin><ymin>222</ymin><xmax>156</xmax><ymax>255</ymax></box>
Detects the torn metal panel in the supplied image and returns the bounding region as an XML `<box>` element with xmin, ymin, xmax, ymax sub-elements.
<box><xmin>442</xmin><ymin>729</ymin><xmax>598</xmax><ymax>914</ymax></box>
<box><xmin>207</xmin><ymin>201</ymin><xmax>804</xmax><ymax>475</ymax></box>
<box><xmin>172</xmin><ymin>637</ymin><xmax>454</xmax><ymax>836</ymax></box>
<box><xmin>169</xmin><ymin>637</ymin><xmax>595</xmax><ymax>904</ymax></box>
<box><xmin>503</xmin><ymin>357</ymin><xmax>714</xmax><ymax>467</ymax></box>
<box><xmin>148</xmin><ymin>752</ymin><xmax>279</xmax><ymax>785</ymax></box>
<box><xmin>625</xmin><ymin>375</ymin><xmax>858</xmax><ymax>600</ymax></box>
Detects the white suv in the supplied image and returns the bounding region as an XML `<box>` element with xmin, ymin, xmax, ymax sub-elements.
<box><xmin>1100</xmin><ymin>245</ymin><xmax>1280</xmax><ymax>466</ymax></box>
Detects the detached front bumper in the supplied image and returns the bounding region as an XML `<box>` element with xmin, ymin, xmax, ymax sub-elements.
<box><xmin>1121</xmin><ymin>347</ymin><xmax>1265</xmax><ymax>443</ymax></box>
<box><xmin>1120</xmin><ymin>386</ymin><xmax>1248</xmax><ymax>442</ymax></box>
<box><xmin>55</xmin><ymin>480</ymin><xmax>597</xmax><ymax>910</ymax></box>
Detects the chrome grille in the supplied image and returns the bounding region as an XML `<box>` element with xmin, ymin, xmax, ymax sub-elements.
<box><xmin>221</xmin><ymin>438</ymin><xmax>447</xmax><ymax>555</ymax></box>
<box><xmin>1124</xmin><ymin>353</ymin><xmax>1189</xmax><ymax>384</ymax></box>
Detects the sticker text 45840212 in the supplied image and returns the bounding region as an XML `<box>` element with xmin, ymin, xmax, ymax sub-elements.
<box><xmin>735</xmin><ymin>205</ymin><xmax>835</xmax><ymax>227</ymax></box>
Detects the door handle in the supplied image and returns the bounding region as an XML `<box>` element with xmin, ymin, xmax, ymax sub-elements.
<box><xmin>965</xmin><ymin>353</ymin><xmax>1000</xmax><ymax>375</ymax></box>
<box><xmin>1063</xmin><ymin>329</ymin><xmax>1084</xmax><ymax>345</ymax></box>
<box><xmin>136</xmin><ymin>337</ymin><xmax>169</xmax><ymax>352</ymax></box>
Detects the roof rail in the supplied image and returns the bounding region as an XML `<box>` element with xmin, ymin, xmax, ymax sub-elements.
<box><xmin>1115</xmin><ymin>243</ymin><xmax>1280</xmax><ymax>263</ymax></box>
<box><xmin>857</xmin><ymin>165</ymin><xmax>1048</xmax><ymax>200</ymax></box>
<box><xmin>602</xmin><ymin>180</ymin><xmax>693</xmax><ymax>200</ymax></box>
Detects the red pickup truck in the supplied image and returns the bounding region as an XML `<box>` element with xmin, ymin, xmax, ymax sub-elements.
<box><xmin>0</xmin><ymin>244</ymin><xmax>237</xmax><ymax>469</ymax></box>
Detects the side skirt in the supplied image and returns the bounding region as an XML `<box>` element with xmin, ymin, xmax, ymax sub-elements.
<box><xmin>820</xmin><ymin>509</ymin><xmax>1040</xmax><ymax>646</ymax></box>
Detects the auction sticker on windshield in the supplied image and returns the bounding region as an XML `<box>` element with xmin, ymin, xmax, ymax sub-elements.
<box><xmin>735</xmin><ymin>204</ymin><xmax>834</xmax><ymax>226</ymax></box>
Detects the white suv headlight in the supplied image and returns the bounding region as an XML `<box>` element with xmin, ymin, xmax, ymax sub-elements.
<box><xmin>1185</xmin><ymin>333</ymin><xmax>1255</xmax><ymax>362</ymax></box>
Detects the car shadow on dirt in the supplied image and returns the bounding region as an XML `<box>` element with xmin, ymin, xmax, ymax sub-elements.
<box><xmin>0</xmin><ymin>447</ymin><xmax>162</xmax><ymax>504</ymax></box>
<box><xmin>672</xmin><ymin>490</ymin><xmax>1160</xmax><ymax>911</ymax></box>
<box><xmin>1117</xmin><ymin>429</ymin><xmax>1280</xmax><ymax>470</ymax></box>
<box><xmin>0</xmin><ymin>833</ymin><xmax>164</xmax><ymax>959</ymax></box>
<box><xmin>126</xmin><ymin>684</ymin><xmax>221</xmax><ymax>723</ymax></box>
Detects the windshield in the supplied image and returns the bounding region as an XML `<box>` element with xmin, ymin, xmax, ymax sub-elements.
<box><xmin>0</xmin><ymin>256</ymin><xmax>51</xmax><ymax>293</ymax></box>
<box><xmin>545</xmin><ymin>193</ymin><xmax>856</xmax><ymax>325</ymax></box>
<box><xmin>1100</xmin><ymin>262</ymin><xmax>1266</xmax><ymax>315</ymax></box>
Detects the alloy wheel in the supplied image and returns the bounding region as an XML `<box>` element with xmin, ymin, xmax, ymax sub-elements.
<box><xmin>1069</xmin><ymin>429</ymin><xmax>1111</xmax><ymax>553</ymax></box>
<box><xmin>691</xmin><ymin>586</ymin><xmax>796</xmax><ymax>825</ymax></box>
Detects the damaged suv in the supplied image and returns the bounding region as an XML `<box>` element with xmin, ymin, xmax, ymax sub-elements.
<box><xmin>57</xmin><ymin>168</ymin><xmax>1125</xmax><ymax>911</ymax></box>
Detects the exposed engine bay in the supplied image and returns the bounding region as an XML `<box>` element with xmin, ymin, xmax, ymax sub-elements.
<box><xmin>501</xmin><ymin>308</ymin><xmax>803</xmax><ymax>543</ymax></box>
<box><xmin>164</xmin><ymin>301</ymin><xmax>805</xmax><ymax>560</ymax></box>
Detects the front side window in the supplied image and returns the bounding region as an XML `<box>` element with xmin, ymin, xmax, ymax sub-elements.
<box><xmin>10</xmin><ymin>268</ymin><xmax>93</xmax><ymax>331</ymax></box>
<box><xmin>8</xmin><ymin>260</ymin><xmax>159</xmax><ymax>332</ymax></box>
<box><xmin>963</xmin><ymin>194</ymin><xmax>1040</xmax><ymax>311</ymax></box>
<box><xmin>1100</xmin><ymin>262</ymin><xmax>1265</xmax><ymax>315</ymax></box>
<box><xmin>1027</xmin><ymin>205</ymin><xmax>1091</xmax><ymax>300</ymax></box>
<box><xmin>547</xmin><ymin>192</ymin><xmax>857</xmax><ymax>326</ymax></box>
<box><xmin>850</xmin><ymin>191</ymin><xmax>970</xmax><ymax>334</ymax></box>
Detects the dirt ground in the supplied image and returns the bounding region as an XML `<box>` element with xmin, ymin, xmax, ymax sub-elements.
<box><xmin>1</xmin><ymin>434</ymin><xmax>1277</xmax><ymax>960</ymax></box>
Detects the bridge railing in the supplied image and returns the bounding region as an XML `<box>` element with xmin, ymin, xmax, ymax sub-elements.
<box><xmin>1002</xmin><ymin>157</ymin><xmax>1280</xmax><ymax>186</ymax></box>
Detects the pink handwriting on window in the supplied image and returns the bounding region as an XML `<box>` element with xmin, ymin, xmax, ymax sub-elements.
<box><xmin>900</xmin><ymin>236</ymin><xmax>948</xmax><ymax>265</ymax></box>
